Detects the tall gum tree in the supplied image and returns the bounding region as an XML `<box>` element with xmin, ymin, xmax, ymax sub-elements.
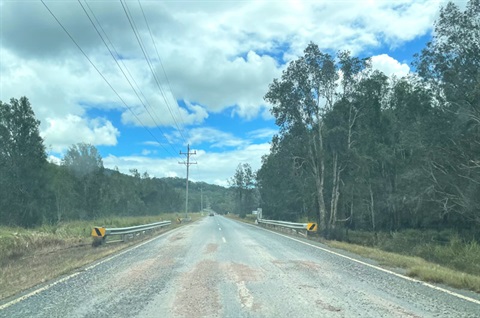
<box><xmin>0</xmin><ymin>97</ymin><xmax>48</xmax><ymax>226</ymax></box>
<box><xmin>265</xmin><ymin>43</ymin><xmax>370</xmax><ymax>234</ymax></box>
<box><xmin>265</xmin><ymin>43</ymin><xmax>339</xmax><ymax>233</ymax></box>
<box><xmin>414</xmin><ymin>0</ymin><xmax>480</xmax><ymax>226</ymax></box>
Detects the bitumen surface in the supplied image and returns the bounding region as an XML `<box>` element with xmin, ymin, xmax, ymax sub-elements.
<box><xmin>1</xmin><ymin>215</ymin><xmax>479</xmax><ymax>317</ymax></box>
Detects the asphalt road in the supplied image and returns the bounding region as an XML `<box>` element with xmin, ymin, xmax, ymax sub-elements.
<box><xmin>1</xmin><ymin>216</ymin><xmax>479</xmax><ymax>317</ymax></box>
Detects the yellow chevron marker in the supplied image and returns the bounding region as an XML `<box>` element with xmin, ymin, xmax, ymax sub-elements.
<box><xmin>307</xmin><ymin>223</ymin><xmax>318</xmax><ymax>232</ymax></box>
<box><xmin>91</xmin><ymin>227</ymin><xmax>106</xmax><ymax>238</ymax></box>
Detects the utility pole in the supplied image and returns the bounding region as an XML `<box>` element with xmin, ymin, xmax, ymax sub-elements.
<box><xmin>201</xmin><ymin>186</ymin><xmax>203</xmax><ymax>212</ymax></box>
<box><xmin>179</xmin><ymin>144</ymin><xmax>196</xmax><ymax>218</ymax></box>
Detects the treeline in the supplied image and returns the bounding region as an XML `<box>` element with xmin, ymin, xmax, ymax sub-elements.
<box><xmin>257</xmin><ymin>0</ymin><xmax>480</xmax><ymax>237</ymax></box>
<box><xmin>229</xmin><ymin>163</ymin><xmax>259</xmax><ymax>217</ymax></box>
<box><xmin>0</xmin><ymin>97</ymin><xmax>233</xmax><ymax>227</ymax></box>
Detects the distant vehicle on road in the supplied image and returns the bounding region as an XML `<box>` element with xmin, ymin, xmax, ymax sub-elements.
<box><xmin>209</xmin><ymin>213</ymin><xmax>214</xmax><ymax>216</ymax></box>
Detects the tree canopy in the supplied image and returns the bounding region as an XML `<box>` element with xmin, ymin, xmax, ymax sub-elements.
<box><xmin>257</xmin><ymin>0</ymin><xmax>480</xmax><ymax>238</ymax></box>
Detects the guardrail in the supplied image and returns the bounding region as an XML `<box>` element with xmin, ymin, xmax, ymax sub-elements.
<box><xmin>257</xmin><ymin>217</ymin><xmax>317</xmax><ymax>235</ymax></box>
<box><xmin>91</xmin><ymin>220</ymin><xmax>171</xmax><ymax>245</ymax></box>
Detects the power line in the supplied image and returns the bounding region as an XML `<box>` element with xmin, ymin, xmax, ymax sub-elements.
<box><xmin>179</xmin><ymin>144</ymin><xmax>197</xmax><ymax>218</ymax></box>
<box><xmin>120</xmin><ymin>0</ymin><xmax>188</xmax><ymax>144</ymax></box>
<box><xmin>123</xmin><ymin>0</ymin><xmax>187</xmax><ymax>144</ymax></box>
<box><xmin>137</xmin><ymin>0</ymin><xmax>188</xmax><ymax>140</ymax></box>
<box><xmin>79</xmin><ymin>0</ymin><xmax>181</xmax><ymax>158</ymax></box>
<box><xmin>41</xmin><ymin>0</ymin><xmax>170</xmax><ymax>155</ymax></box>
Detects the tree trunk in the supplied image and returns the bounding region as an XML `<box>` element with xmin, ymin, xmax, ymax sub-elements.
<box><xmin>369</xmin><ymin>183</ymin><xmax>376</xmax><ymax>233</ymax></box>
<box><xmin>329</xmin><ymin>152</ymin><xmax>342</xmax><ymax>230</ymax></box>
<box><xmin>308</xmin><ymin>121</ymin><xmax>327</xmax><ymax>234</ymax></box>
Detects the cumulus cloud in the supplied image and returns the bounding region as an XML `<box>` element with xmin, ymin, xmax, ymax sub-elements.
<box><xmin>1</xmin><ymin>0</ymin><xmax>441</xmax><ymax>123</ymax></box>
<box><xmin>247</xmin><ymin>128</ymin><xmax>278</xmax><ymax>140</ymax></box>
<box><xmin>170</xmin><ymin>127</ymin><xmax>248</xmax><ymax>148</ymax></box>
<box><xmin>370</xmin><ymin>54</ymin><xmax>411</xmax><ymax>78</ymax></box>
<box><xmin>42</xmin><ymin>115</ymin><xmax>119</xmax><ymax>153</ymax></box>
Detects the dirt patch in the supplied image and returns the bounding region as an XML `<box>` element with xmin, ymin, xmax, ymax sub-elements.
<box><xmin>169</xmin><ymin>234</ymin><xmax>185</xmax><ymax>242</ymax></box>
<box><xmin>224</xmin><ymin>262</ymin><xmax>263</xmax><ymax>311</ymax></box>
<box><xmin>363</xmin><ymin>294</ymin><xmax>421</xmax><ymax>318</ymax></box>
<box><xmin>315</xmin><ymin>299</ymin><xmax>342</xmax><ymax>312</ymax></box>
<box><xmin>113</xmin><ymin>256</ymin><xmax>174</xmax><ymax>289</ymax></box>
<box><xmin>228</xmin><ymin>262</ymin><xmax>261</xmax><ymax>282</ymax></box>
<box><xmin>271</xmin><ymin>259</ymin><xmax>322</xmax><ymax>272</ymax></box>
<box><xmin>293</xmin><ymin>260</ymin><xmax>322</xmax><ymax>271</ymax></box>
<box><xmin>173</xmin><ymin>260</ymin><xmax>222</xmax><ymax>317</ymax></box>
<box><xmin>204</xmin><ymin>243</ymin><xmax>218</xmax><ymax>254</ymax></box>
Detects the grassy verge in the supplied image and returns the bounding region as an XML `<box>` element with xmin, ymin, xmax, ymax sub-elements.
<box><xmin>227</xmin><ymin>214</ymin><xmax>480</xmax><ymax>293</ymax></box>
<box><xmin>327</xmin><ymin>240</ymin><xmax>480</xmax><ymax>293</ymax></box>
<box><xmin>0</xmin><ymin>213</ymin><xmax>202</xmax><ymax>300</ymax></box>
<box><xmin>225</xmin><ymin>213</ymin><xmax>257</xmax><ymax>224</ymax></box>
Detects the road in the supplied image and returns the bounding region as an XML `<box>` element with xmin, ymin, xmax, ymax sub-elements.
<box><xmin>1</xmin><ymin>216</ymin><xmax>479</xmax><ymax>317</ymax></box>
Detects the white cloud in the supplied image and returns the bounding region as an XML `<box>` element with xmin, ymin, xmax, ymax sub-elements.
<box><xmin>247</xmin><ymin>128</ymin><xmax>278</xmax><ymax>140</ymax></box>
<box><xmin>1</xmin><ymin>0</ymin><xmax>442</xmax><ymax>126</ymax></box>
<box><xmin>371</xmin><ymin>54</ymin><xmax>410</xmax><ymax>78</ymax></box>
<box><xmin>103</xmin><ymin>142</ymin><xmax>270</xmax><ymax>186</ymax></box>
<box><xmin>188</xmin><ymin>127</ymin><xmax>247</xmax><ymax>148</ymax></box>
<box><xmin>167</xmin><ymin>126</ymin><xmax>278</xmax><ymax>149</ymax></box>
<box><xmin>42</xmin><ymin>115</ymin><xmax>120</xmax><ymax>153</ymax></box>
<box><xmin>143</xmin><ymin>141</ymin><xmax>162</xmax><ymax>147</ymax></box>
<box><xmin>48</xmin><ymin>154</ymin><xmax>62</xmax><ymax>165</ymax></box>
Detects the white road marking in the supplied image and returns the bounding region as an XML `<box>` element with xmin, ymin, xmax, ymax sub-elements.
<box><xmin>240</xmin><ymin>221</ymin><xmax>480</xmax><ymax>306</ymax></box>
<box><xmin>219</xmin><ymin>227</ymin><xmax>222</xmax><ymax>231</ymax></box>
<box><xmin>0</xmin><ymin>225</ymin><xmax>186</xmax><ymax>310</ymax></box>
<box><xmin>222</xmin><ymin>237</ymin><xmax>227</xmax><ymax>243</ymax></box>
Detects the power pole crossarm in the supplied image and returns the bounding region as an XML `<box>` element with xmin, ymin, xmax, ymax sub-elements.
<box><xmin>179</xmin><ymin>144</ymin><xmax>197</xmax><ymax>218</ymax></box>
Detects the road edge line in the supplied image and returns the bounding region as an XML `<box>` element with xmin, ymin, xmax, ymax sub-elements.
<box><xmin>232</xmin><ymin>218</ymin><xmax>480</xmax><ymax>306</ymax></box>
<box><xmin>0</xmin><ymin>225</ymin><xmax>187</xmax><ymax>310</ymax></box>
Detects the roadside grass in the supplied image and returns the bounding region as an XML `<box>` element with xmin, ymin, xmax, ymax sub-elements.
<box><xmin>225</xmin><ymin>213</ymin><xmax>257</xmax><ymax>224</ymax></box>
<box><xmin>227</xmin><ymin>213</ymin><xmax>480</xmax><ymax>293</ymax></box>
<box><xmin>0</xmin><ymin>213</ymin><xmax>202</xmax><ymax>300</ymax></box>
<box><xmin>327</xmin><ymin>240</ymin><xmax>480</xmax><ymax>293</ymax></box>
<box><xmin>342</xmin><ymin>229</ymin><xmax>480</xmax><ymax>276</ymax></box>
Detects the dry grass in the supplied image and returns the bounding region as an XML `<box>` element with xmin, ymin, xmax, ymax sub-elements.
<box><xmin>328</xmin><ymin>241</ymin><xmax>480</xmax><ymax>293</ymax></box>
<box><xmin>0</xmin><ymin>213</ymin><xmax>203</xmax><ymax>300</ymax></box>
<box><xmin>225</xmin><ymin>213</ymin><xmax>257</xmax><ymax>224</ymax></box>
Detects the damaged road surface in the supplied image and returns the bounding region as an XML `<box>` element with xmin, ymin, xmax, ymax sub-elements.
<box><xmin>1</xmin><ymin>216</ymin><xmax>479</xmax><ymax>317</ymax></box>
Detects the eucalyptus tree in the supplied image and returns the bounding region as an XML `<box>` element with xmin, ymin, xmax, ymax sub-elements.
<box><xmin>63</xmin><ymin>143</ymin><xmax>104</xmax><ymax>219</ymax></box>
<box><xmin>265</xmin><ymin>43</ymin><xmax>370</xmax><ymax>233</ymax></box>
<box><xmin>230</xmin><ymin>163</ymin><xmax>257</xmax><ymax>217</ymax></box>
<box><xmin>0</xmin><ymin>97</ymin><xmax>49</xmax><ymax>226</ymax></box>
<box><xmin>414</xmin><ymin>0</ymin><xmax>480</xmax><ymax>227</ymax></box>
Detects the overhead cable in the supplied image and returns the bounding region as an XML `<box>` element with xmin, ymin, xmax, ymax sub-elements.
<box><xmin>120</xmin><ymin>0</ymin><xmax>188</xmax><ymax>145</ymax></box>
<box><xmin>80</xmin><ymin>0</ymin><xmax>181</xmax><ymax>158</ymax></box>
<box><xmin>40</xmin><ymin>0</ymin><xmax>175</xmax><ymax>157</ymax></box>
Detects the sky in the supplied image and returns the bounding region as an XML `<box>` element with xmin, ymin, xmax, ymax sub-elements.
<box><xmin>0</xmin><ymin>0</ymin><xmax>451</xmax><ymax>186</ymax></box>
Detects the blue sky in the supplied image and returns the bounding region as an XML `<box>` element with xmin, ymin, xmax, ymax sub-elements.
<box><xmin>0</xmin><ymin>0</ymin><xmax>449</xmax><ymax>186</ymax></box>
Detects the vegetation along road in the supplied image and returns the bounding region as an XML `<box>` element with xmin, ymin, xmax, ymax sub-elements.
<box><xmin>1</xmin><ymin>215</ymin><xmax>479</xmax><ymax>318</ymax></box>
